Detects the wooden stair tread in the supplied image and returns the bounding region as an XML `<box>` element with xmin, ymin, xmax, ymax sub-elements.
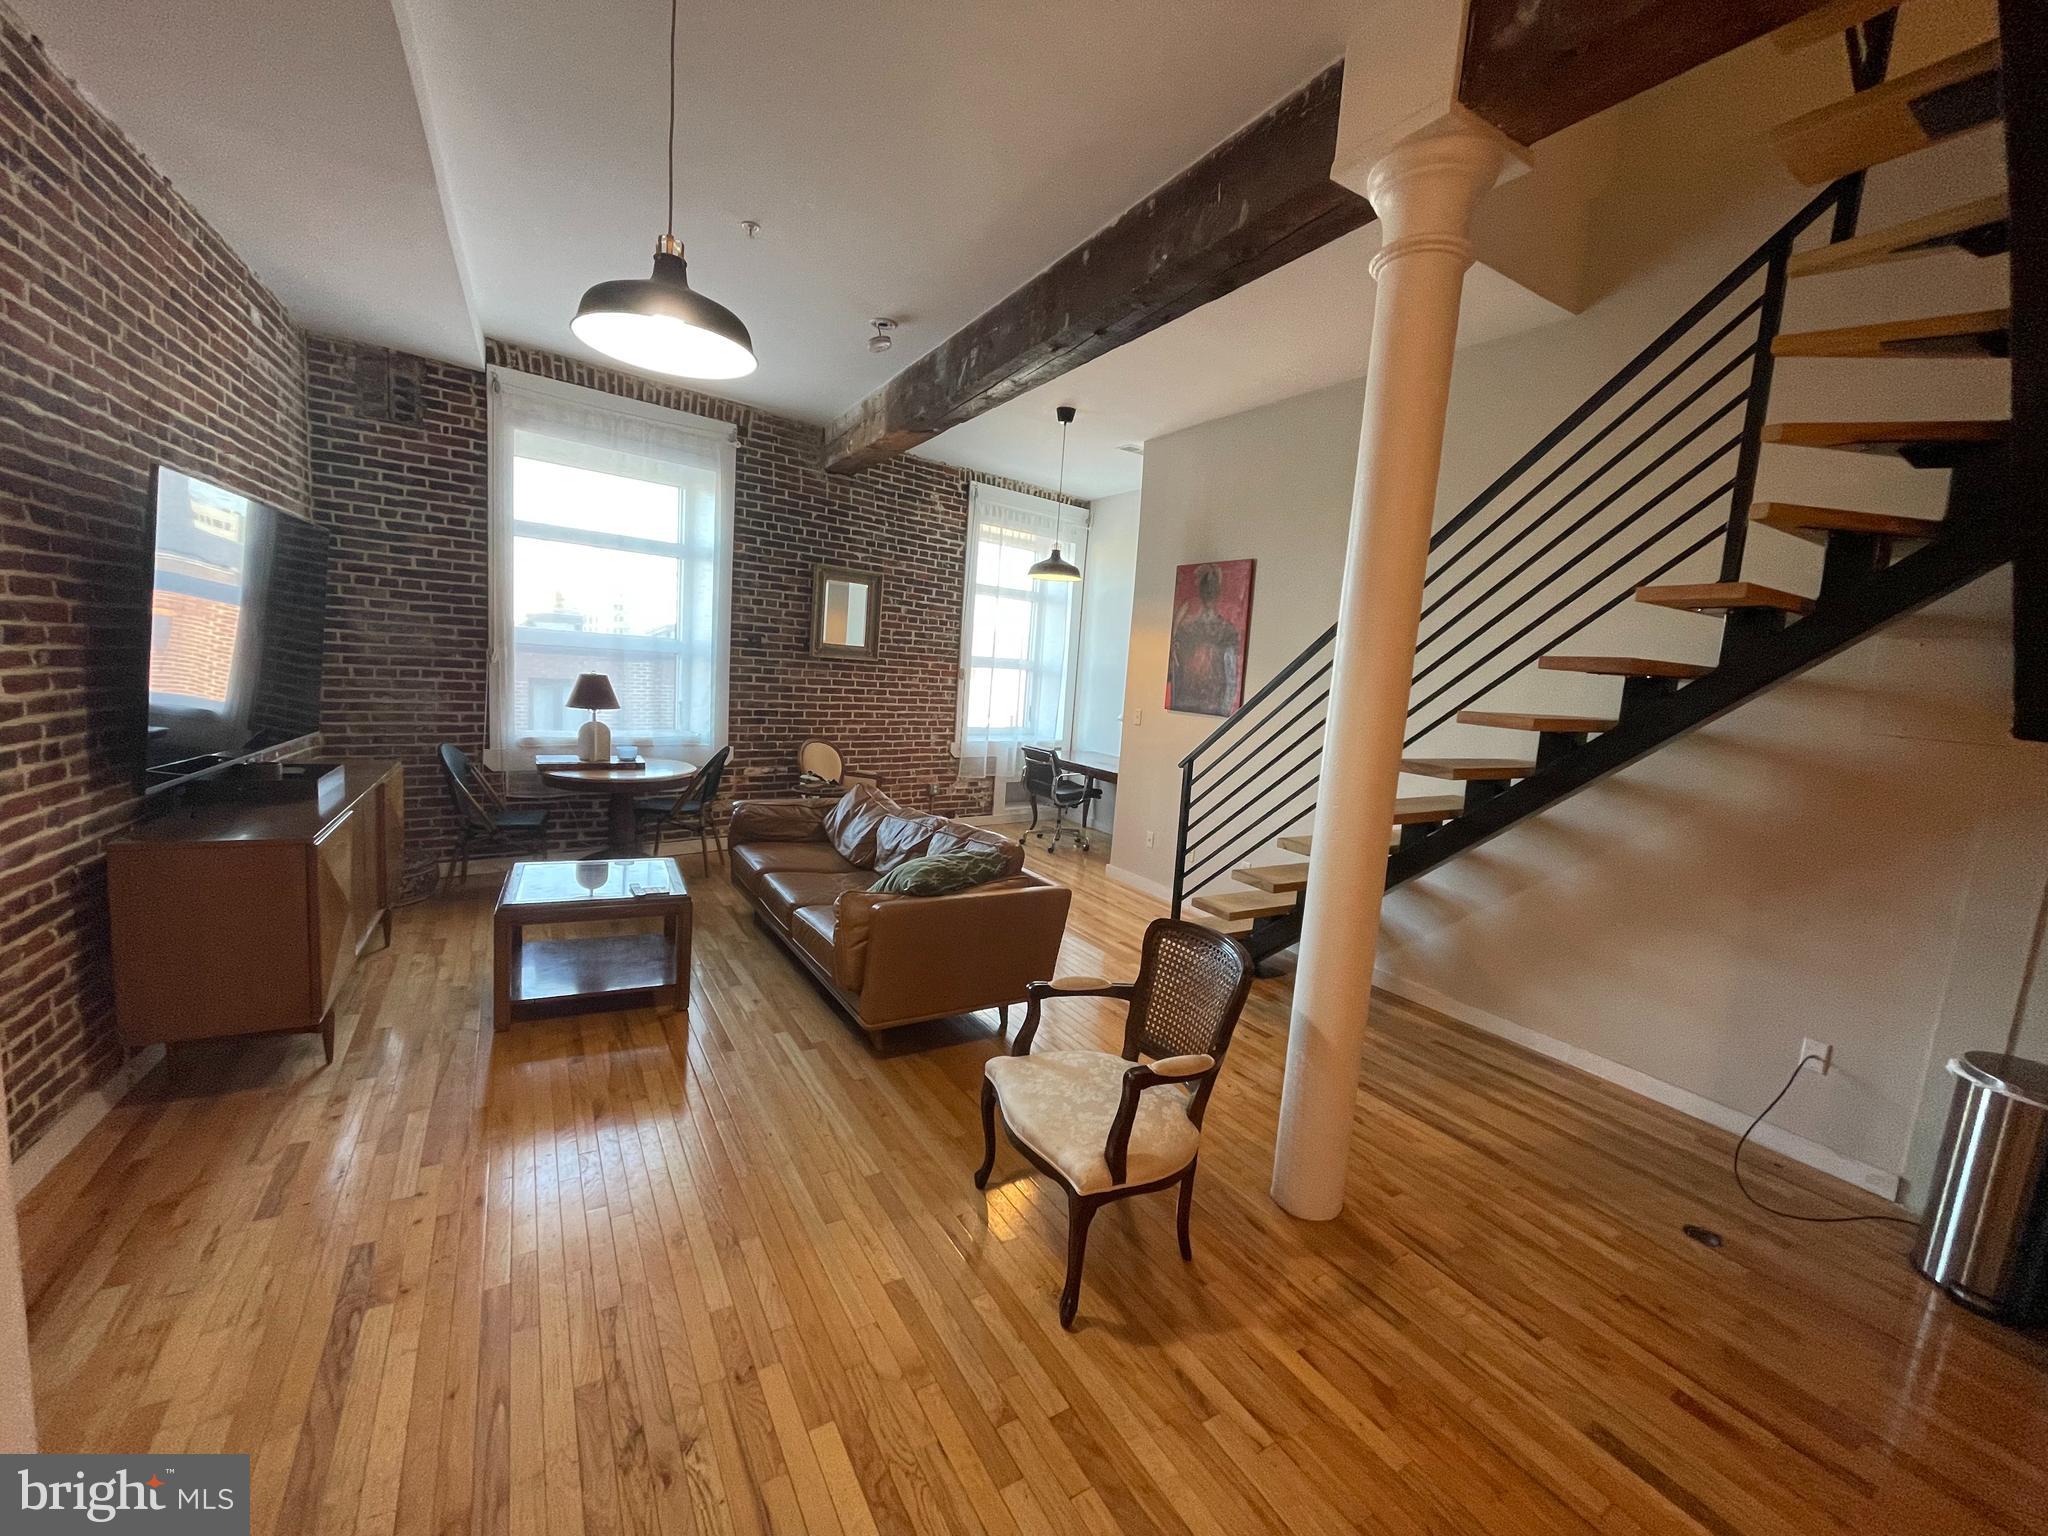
<box><xmin>1787</xmin><ymin>195</ymin><xmax>2009</xmax><ymax>277</ymax></box>
<box><xmin>1772</xmin><ymin>0</ymin><xmax>1916</xmax><ymax>54</ymax></box>
<box><xmin>1187</xmin><ymin>910</ymin><xmax>1254</xmax><ymax>936</ymax></box>
<box><xmin>1763</xmin><ymin>419</ymin><xmax>2009</xmax><ymax>455</ymax></box>
<box><xmin>1390</xmin><ymin>795</ymin><xmax>1468</xmax><ymax>824</ymax></box>
<box><xmin>1772</xmin><ymin>41</ymin><xmax>2001</xmax><ymax>185</ymax></box>
<box><xmin>1538</xmin><ymin>655</ymin><xmax>1712</xmax><ymax>680</ymax></box>
<box><xmin>1457</xmin><ymin>710</ymin><xmax>1619</xmax><ymax>734</ymax></box>
<box><xmin>1772</xmin><ymin>308</ymin><xmax>2010</xmax><ymax>359</ymax></box>
<box><xmin>1750</xmin><ymin>501</ymin><xmax>1944</xmax><ymax>543</ymax></box>
<box><xmin>1636</xmin><ymin>581</ymin><xmax>1816</xmax><ymax>616</ymax></box>
<box><xmin>1399</xmin><ymin>758</ymin><xmax>1533</xmax><ymax>782</ymax></box>
<box><xmin>1192</xmin><ymin>888</ymin><xmax>1299</xmax><ymax>921</ymax></box>
<box><xmin>1277</xmin><ymin>833</ymin><xmax>1313</xmax><ymax>856</ymax></box>
<box><xmin>1232</xmin><ymin>862</ymin><xmax>1310</xmax><ymax>894</ymax></box>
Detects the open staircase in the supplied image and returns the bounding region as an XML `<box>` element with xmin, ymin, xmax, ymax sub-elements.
<box><xmin>1170</xmin><ymin>6</ymin><xmax>2031</xmax><ymax>967</ymax></box>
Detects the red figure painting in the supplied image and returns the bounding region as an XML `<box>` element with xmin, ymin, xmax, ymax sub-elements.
<box><xmin>1166</xmin><ymin>559</ymin><xmax>1254</xmax><ymax>716</ymax></box>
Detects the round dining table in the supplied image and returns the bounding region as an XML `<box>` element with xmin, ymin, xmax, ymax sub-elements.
<box><xmin>537</xmin><ymin>758</ymin><xmax>699</xmax><ymax>858</ymax></box>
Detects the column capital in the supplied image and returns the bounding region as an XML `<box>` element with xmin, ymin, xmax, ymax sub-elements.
<box><xmin>1364</xmin><ymin>114</ymin><xmax>1522</xmax><ymax>279</ymax></box>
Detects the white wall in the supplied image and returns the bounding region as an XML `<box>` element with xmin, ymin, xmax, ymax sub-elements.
<box><xmin>1109</xmin><ymin>378</ymin><xmax>1367</xmax><ymax>897</ymax></box>
<box><xmin>1074</xmin><ymin>490</ymin><xmax>1140</xmax><ymax>759</ymax></box>
<box><xmin>1110</xmin><ymin>3</ymin><xmax>2047</xmax><ymax>1197</ymax></box>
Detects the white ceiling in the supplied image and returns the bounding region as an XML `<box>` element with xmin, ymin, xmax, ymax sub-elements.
<box><xmin>18</xmin><ymin>0</ymin><xmax>1584</xmax><ymax>492</ymax></box>
<box><xmin>15</xmin><ymin>0</ymin><xmax>480</xmax><ymax>363</ymax></box>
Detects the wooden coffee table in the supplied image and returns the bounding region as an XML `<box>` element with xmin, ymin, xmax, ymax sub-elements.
<box><xmin>492</xmin><ymin>858</ymin><xmax>692</xmax><ymax>1031</ymax></box>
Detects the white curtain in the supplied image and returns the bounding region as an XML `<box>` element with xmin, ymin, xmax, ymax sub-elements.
<box><xmin>487</xmin><ymin>368</ymin><xmax>735</xmax><ymax>761</ymax></box>
<box><xmin>956</xmin><ymin>483</ymin><xmax>1087</xmax><ymax>782</ymax></box>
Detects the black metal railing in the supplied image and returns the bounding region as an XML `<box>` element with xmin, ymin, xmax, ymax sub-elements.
<box><xmin>1170</xmin><ymin>179</ymin><xmax>1855</xmax><ymax>918</ymax></box>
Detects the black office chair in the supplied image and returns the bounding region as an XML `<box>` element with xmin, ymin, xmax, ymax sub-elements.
<box><xmin>1020</xmin><ymin>745</ymin><xmax>1102</xmax><ymax>851</ymax></box>
<box><xmin>634</xmin><ymin>745</ymin><xmax>731</xmax><ymax>870</ymax></box>
<box><xmin>437</xmin><ymin>743</ymin><xmax>550</xmax><ymax>890</ymax></box>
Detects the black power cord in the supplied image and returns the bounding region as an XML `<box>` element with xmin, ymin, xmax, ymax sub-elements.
<box><xmin>1733</xmin><ymin>1054</ymin><xmax>1918</xmax><ymax>1227</ymax></box>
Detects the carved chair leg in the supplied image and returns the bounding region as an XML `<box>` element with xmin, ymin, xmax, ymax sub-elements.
<box><xmin>974</xmin><ymin>1080</ymin><xmax>998</xmax><ymax>1190</ymax></box>
<box><xmin>1060</xmin><ymin>1194</ymin><xmax>1099</xmax><ymax>1329</ymax></box>
<box><xmin>1177</xmin><ymin>1163</ymin><xmax>1198</xmax><ymax>1262</ymax></box>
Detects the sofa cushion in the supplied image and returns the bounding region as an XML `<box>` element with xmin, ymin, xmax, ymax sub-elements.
<box><xmin>983</xmin><ymin>1050</ymin><xmax>1200</xmax><ymax>1194</ymax></box>
<box><xmin>790</xmin><ymin>901</ymin><xmax>839</xmax><ymax>978</ymax></box>
<box><xmin>758</xmin><ymin>869</ymin><xmax>873</xmax><ymax>929</ymax></box>
<box><xmin>873</xmin><ymin>812</ymin><xmax>944</xmax><ymax>873</ymax></box>
<box><xmin>868</xmin><ymin>847</ymin><xmax>1012</xmax><ymax>896</ymax></box>
<box><xmin>732</xmin><ymin>839</ymin><xmax>855</xmax><ymax>899</ymax></box>
<box><xmin>822</xmin><ymin>784</ymin><xmax>896</xmax><ymax>867</ymax></box>
<box><xmin>927</xmin><ymin>821</ymin><xmax>1026</xmax><ymax>876</ymax></box>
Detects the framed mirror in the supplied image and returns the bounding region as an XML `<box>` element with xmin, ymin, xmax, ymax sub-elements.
<box><xmin>811</xmin><ymin>564</ymin><xmax>881</xmax><ymax>659</ymax></box>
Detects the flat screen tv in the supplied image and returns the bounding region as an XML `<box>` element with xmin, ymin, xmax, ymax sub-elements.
<box><xmin>143</xmin><ymin>465</ymin><xmax>331</xmax><ymax>793</ymax></box>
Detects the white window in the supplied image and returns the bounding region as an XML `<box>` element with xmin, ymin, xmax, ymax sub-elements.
<box><xmin>955</xmin><ymin>483</ymin><xmax>1087</xmax><ymax>779</ymax></box>
<box><xmin>487</xmin><ymin>368</ymin><xmax>734</xmax><ymax>758</ymax></box>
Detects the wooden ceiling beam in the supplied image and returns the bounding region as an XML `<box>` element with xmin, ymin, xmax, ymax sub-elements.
<box><xmin>1458</xmin><ymin>0</ymin><xmax>1851</xmax><ymax>147</ymax></box>
<box><xmin>822</xmin><ymin>64</ymin><xmax>1371</xmax><ymax>476</ymax></box>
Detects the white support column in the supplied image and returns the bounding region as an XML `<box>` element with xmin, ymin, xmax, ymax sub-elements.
<box><xmin>1271</xmin><ymin>120</ymin><xmax>1515</xmax><ymax>1220</ymax></box>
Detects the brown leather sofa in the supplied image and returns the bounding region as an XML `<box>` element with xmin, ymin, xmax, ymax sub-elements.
<box><xmin>729</xmin><ymin>784</ymin><xmax>1072</xmax><ymax>1032</ymax></box>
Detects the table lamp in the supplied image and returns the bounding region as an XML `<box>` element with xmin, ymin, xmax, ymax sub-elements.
<box><xmin>567</xmin><ymin>672</ymin><xmax>621</xmax><ymax>762</ymax></box>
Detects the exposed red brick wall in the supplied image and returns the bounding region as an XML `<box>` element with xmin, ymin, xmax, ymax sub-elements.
<box><xmin>0</xmin><ymin>14</ymin><xmax>310</xmax><ymax>1158</ymax></box>
<box><xmin>305</xmin><ymin>338</ymin><xmax>487</xmax><ymax>880</ymax></box>
<box><xmin>313</xmin><ymin>338</ymin><xmax>1083</xmax><ymax>883</ymax></box>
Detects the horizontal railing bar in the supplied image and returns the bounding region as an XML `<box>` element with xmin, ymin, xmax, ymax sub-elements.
<box><xmin>1179</xmin><ymin>625</ymin><xmax>1337</xmax><ymax>769</ymax></box>
<box><xmin>1421</xmin><ymin>181</ymin><xmax>1846</xmax><ymax>564</ymax></box>
<box><xmin>1405</xmin><ymin>478</ymin><xmax>1736</xmax><ymax>725</ymax></box>
<box><xmin>1414</xmin><ymin>413</ymin><xmax>1747</xmax><ymax>669</ymax></box>
<box><xmin>1187</xmin><ymin>686</ymin><xmax>1331</xmax><ymax>818</ymax></box>
<box><xmin>1187</xmin><ymin>720</ymin><xmax>1327</xmax><ymax>856</ymax></box>
<box><xmin>1186</xmin><ymin>715</ymin><xmax>1330</xmax><ymax>842</ymax></box>
<box><xmin>1404</xmin><ymin>521</ymin><xmax>1727</xmax><ymax>745</ymax></box>
<box><xmin>1422</xmin><ymin>295</ymin><xmax>1764</xmax><ymax>590</ymax></box>
<box><xmin>1182</xmin><ymin>791</ymin><xmax>1317</xmax><ymax>900</ymax></box>
<box><xmin>1181</xmin><ymin>777</ymin><xmax>1323</xmax><ymax>890</ymax></box>
<box><xmin>1182</xmin><ymin>750</ymin><xmax>1326</xmax><ymax>864</ymax></box>
<box><xmin>1187</xmin><ymin>659</ymin><xmax>1334</xmax><ymax>790</ymax></box>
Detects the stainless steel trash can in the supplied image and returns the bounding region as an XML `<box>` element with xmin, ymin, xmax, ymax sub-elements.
<box><xmin>1913</xmin><ymin>1052</ymin><xmax>2048</xmax><ymax>1322</ymax></box>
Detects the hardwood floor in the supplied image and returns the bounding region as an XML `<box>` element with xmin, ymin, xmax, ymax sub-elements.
<box><xmin>20</xmin><ymin>841</ymin><xmax>2048</xmax><ymax>1535</ymax></box>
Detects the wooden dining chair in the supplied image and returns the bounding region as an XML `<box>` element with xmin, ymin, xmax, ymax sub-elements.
<box><xmin>634</xmin><ymin>745</ymin><xmax>731</xmax><ymax>869</ymax></box>
<box><xmin>976</xmin><ymin>917</ymin><xmax>1254</xmax><ymax>1327</ymax></box>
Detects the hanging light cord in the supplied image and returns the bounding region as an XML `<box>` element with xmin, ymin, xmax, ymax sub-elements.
<box><xmin>1054</xmin><ymin>415</ymin><xmax>1070</xmax><ymax>547</ymax></box>
<box><xmin>665</xmin><ymin>0</ymin><xmax>679</xmax><ymax>240</ymax></box>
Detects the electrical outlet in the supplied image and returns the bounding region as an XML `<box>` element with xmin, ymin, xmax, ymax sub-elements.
<box><xmin>1145</xmin><ymin>830</ymin><xmax>1156</xmax><ymax>849</ymax></box>
<box><xmin>1800</xmin><ymin>1037</ymin><xmax>1833</xmax><ymax>1075</ymax></box>
<box><xmin>1132</xmin><ymin>708</ymin><xmax>1143</xmax><ymax>726</ymax></box>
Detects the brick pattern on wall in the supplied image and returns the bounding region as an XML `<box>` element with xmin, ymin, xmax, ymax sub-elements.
<box><xmin>0</xmin><ymin>14</ymin><xmax>310</xmax><ymax>1158</ymax></box>
<box><xmin>312</xmin><ymin>337</ymin><xmax>1085</xmax><ymax>885</ymax></box>
<box><xmin>306</xmin><ymin>337</ymin><xmax>488</xmax><ymax>879</ymax></box>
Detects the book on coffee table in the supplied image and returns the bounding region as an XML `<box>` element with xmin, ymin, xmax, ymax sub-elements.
<box><xmin>534</xmin><ymin>753</ymin><xmax>646</xmax><ymax>770</ymax></box>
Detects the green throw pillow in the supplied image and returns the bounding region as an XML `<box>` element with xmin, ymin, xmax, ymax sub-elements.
<box><xmin>868</xmin><ymin>847</ymin><xmax>1011</xmax><ymax>896</ymax></box>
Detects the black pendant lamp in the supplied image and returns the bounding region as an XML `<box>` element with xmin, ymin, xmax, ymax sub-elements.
<box><xmin>1029</xmin><ymin>405</ymin><xmax>1082</xmax><ymax>583</ymax></box>
<box><xmin>571</xmin><ymin>0</ymin><xmax>756</xmax><ymax>380</ymax></box>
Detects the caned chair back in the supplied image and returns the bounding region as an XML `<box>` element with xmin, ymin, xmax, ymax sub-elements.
<box><xmin>1020</xmin><ymin>745</ymin><xmax>1059</xmax><ymax>800</ymax></box>
<box><xmin>796</xmin><ymin>738</ymin><xmax>843</xmax><ymax>783</ymax></box>
<box><xmin>437</xmin><ymin>743</ymin><xmax>496</xmax><ymax>833</ymax></box>
<box><xmin>1120</xmin><ymin>919</ymin><xmax>1253</xmax><ymax>1122</ymax></box>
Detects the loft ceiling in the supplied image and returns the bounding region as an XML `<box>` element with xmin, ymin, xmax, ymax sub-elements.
<box><xmin>16</xmin><ymin>0</ymin><xmax>1851</xmax><ymax>491</ymax></box>
<box><xmin>17</xmin><ymin>0</ymin><xmax>1359</xmax><ymax>410</ymax></box>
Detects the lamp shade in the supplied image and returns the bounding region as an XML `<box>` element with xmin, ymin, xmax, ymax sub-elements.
<box><xmin>1028</xmin><ymin>546</ymin><xmax>1082</xmax><ymax>582</ymax></box>
<box><xmin>566</xmin><ymin>672</ymin><xmax>621</xmax><ymax>712</ymax></box>
<box><xmin>572</xmin><ymin>248</ymin><xmax>757</xmax><ymax>380</ymax></box>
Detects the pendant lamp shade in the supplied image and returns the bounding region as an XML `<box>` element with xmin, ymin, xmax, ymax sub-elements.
<box><xmin>574</xmin><ymin>243</ymin><xmax>756</xmax><ymax>380</ymax></box>
<box><xmin>570</xmin><ymin>0</ymin><xmax>757</xmax><ymax>380</ymax></box>
<box><xmin>1027</xmin><ymin>546</ymin><xmax>1082</xmax><ymax>581</ymax></box>
<box><xmin>1030</xmin><ymin>404</ymin><xmax>1083</xmax><ymax>583</ymax></box>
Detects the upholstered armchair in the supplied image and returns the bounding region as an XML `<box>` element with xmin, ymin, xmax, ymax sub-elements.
<box><xmin>976</xmin><ymin>917</ymin><xmax>1254</xmax><ymax>1328</ymax></box>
